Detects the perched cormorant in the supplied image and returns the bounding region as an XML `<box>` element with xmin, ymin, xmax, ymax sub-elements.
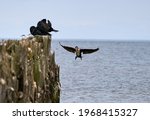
<box><xmin>30</xmin><ymin>19</ymin><xmax>58</xmax><ymax>36</ymax></box>
<box><xmin>59</xmin><ymin>42</ymin><xmax>99</xmax><ymax>60</ymax></box>
<box><xmin>37</xmin><ymin>19</ymin><xmax>58</xmax><ymax>33</ymax></box>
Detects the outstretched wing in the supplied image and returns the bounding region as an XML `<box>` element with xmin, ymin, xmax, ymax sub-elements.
<box><xmin>48</xmin><ymin>20</ymin><xmax>52</xmax><ymax>27</ymax></box>
<box><xmin>59</xmin><ymin>42</ymin><xmax>75</xmax><ymax>53</ymax></box>
<box><xmin>81</xmin><ymin>48</ymin><xmax>99</xmax><ymax>54</ymax></box>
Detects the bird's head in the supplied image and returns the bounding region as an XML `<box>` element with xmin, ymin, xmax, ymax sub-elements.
<box><xmin>75</xmin><ymin>46</ymin><xmax>78</xmax><ymax>49</ymax></box>
<box><xmin>75</xmin><ymin>46</ymin><xmax>80</xmax><ymax>51</ymax></box>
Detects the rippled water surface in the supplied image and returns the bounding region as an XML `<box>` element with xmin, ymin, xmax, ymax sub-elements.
<box><xmin>52</xmin><ymin>40</ymin><xmax>150</xmax><ymax>103</ymax></box>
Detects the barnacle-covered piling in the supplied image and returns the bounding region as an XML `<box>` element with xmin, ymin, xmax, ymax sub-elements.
<box><xmin>0</xmin><ymin>36</ymin><xmax>60</xmax><ymax>103</ymax></box>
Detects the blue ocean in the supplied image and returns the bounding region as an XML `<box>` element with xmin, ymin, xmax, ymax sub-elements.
<box><xmin>52</xmin><ymin>40</ymin><xmax>150</xmax><ymax>103</ymax></box>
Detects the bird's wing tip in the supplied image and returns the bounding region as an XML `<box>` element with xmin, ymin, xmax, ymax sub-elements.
<box><xmin>59</xmin><ymin>42</ymin><xmax>62</xmax><ymax>46</ymax></box>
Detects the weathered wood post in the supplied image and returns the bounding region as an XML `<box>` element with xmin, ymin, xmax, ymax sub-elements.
<box><xmin>0</xmin><ymin>35</ymin><xmax>60</xmax><ymax>103</ymax></box>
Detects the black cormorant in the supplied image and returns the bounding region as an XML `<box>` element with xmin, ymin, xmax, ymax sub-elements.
<box><xmin>37</xmin><ymin>19</ymin><xmax>58</xmax><ymax>33</ymax></box>
<box><xmin>59</xmin><ymin>42</ymin><xmax>99</xmax><ymax>60</ymax></box>
<box><xmin>30</xmin><ymin>19</ymin><xmax>58</xmax><ymax>36</ymax></box>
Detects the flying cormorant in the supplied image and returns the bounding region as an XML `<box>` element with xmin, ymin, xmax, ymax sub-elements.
<box><xmin>59</xmin><ymin>42</ymin><xmax>99</xmax><ymax>60</ymax></box>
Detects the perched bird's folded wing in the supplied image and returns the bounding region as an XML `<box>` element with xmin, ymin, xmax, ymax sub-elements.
<box><xmin>30</xmin><ymin>26</ymin><xmax>44</xmax><ymax>35</ymax></box>
<box><xmin>59</xmin><ymin>42</ymin><xmax>76</xmax><ymax>53</ymax></box>
<box><xmin>81</xmin><ymin>48</ymin><xmax>99</xmax><ymax>54</ymax></box>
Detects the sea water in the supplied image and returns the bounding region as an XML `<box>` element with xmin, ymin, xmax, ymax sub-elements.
<box><xmin>52</xmin><ymin>40</ymin><xmax>150</xmax><ymax>103</ymax></box>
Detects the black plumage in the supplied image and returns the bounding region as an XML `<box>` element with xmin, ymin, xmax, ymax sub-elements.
<box><xmin>30</xmin><ymin>26</ymin><xmax>48</xmax><ymax>35</ymax></box>
<box><xmin>59</xmin><ymin>42</ymin><xmax>99</xmax><ymax>60</ymax></box>
<box><xmin>37</xmin><ymin>19</ymin><xmax>58</xmax><ymax>33</ymax></box>
<box><xmin>30</xmin><ymin>19</ymin><xmax>58</xmax><ymax>36</ymax></box>
<box><xmin>47</xmin><ymin>20</ymin><xmax>59</xmax><ymax>32</ymax></box>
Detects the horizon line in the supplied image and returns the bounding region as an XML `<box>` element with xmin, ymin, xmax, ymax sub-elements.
<box><xmin>1</xmin><ymin>37</ymin><xmax>150</xmax><ymax>42</ymax></box>
<box><xmin>53</xmin><ymin>38</ymin><xmax>150</xmax><ymax>41</ymax></box>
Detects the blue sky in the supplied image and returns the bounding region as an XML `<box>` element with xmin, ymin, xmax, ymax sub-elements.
<box><xmin>0</xmin><ymin>0</ymin><xmax>150</xmax><ymax>40</ymax></box>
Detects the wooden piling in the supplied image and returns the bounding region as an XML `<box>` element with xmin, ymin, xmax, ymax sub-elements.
<box><xmin>0</xmin><ymin>36</ymin><xmax>60</xmax><ymax>103</ymax></box>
